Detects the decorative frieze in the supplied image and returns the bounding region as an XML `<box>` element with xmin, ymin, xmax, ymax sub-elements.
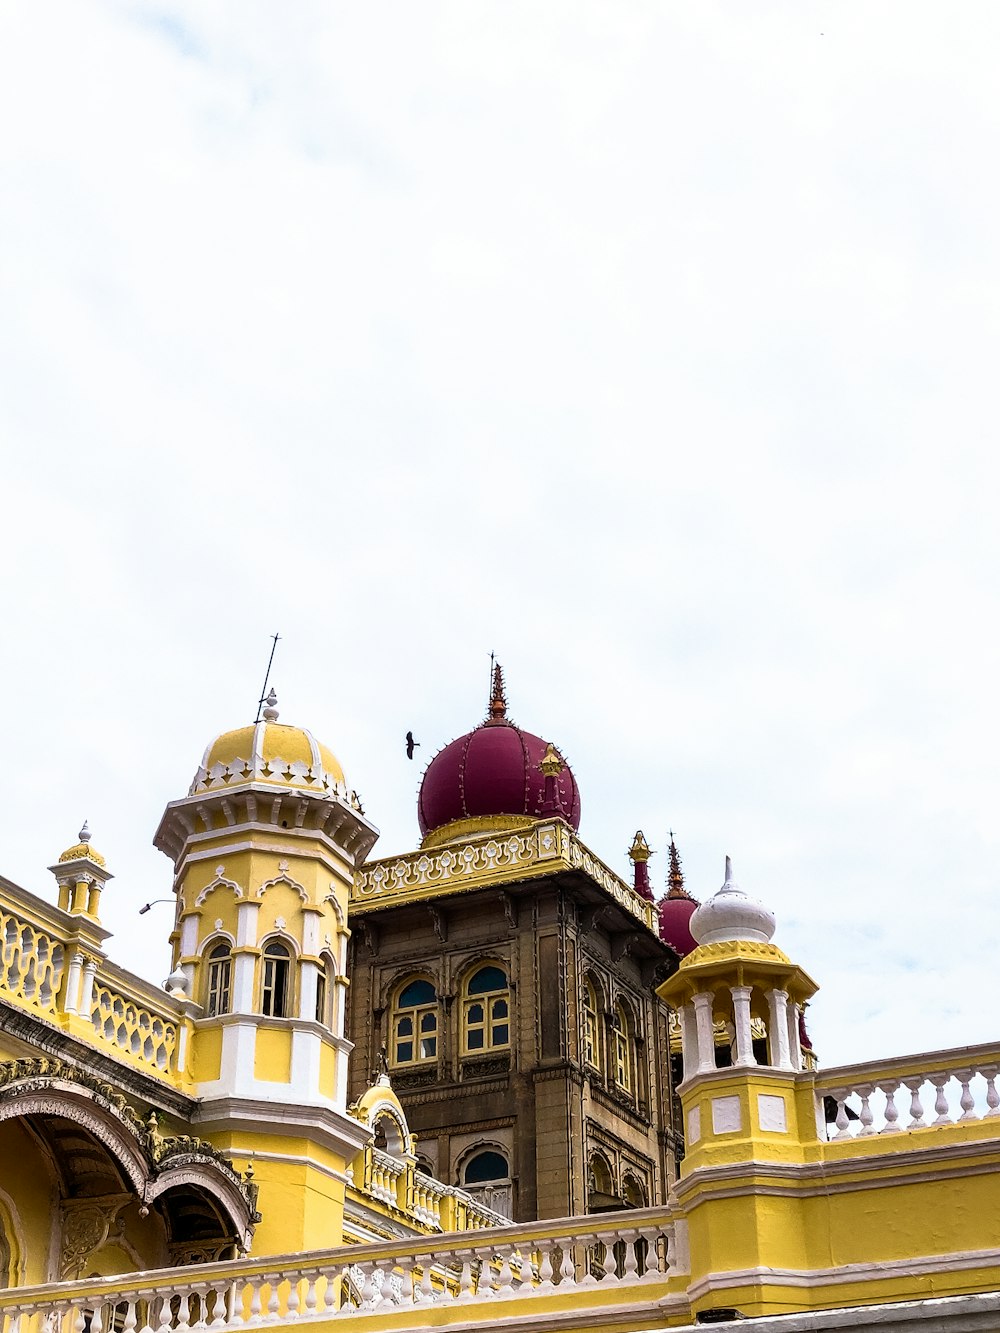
<box><xmin>353</xmin><ymin>824</ymin><xmax>655</xmax><ymax>932</ymax></box>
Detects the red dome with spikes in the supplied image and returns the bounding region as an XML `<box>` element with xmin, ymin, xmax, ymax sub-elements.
<box><xmin>417</xmin><ymin>667</ymin><xmax>582</xmax><ymax>841</ymax></box>
<box><xmin>657</xmin><ymin>839</ymin><xmax>699</xmax><ymax>958</ymax></box>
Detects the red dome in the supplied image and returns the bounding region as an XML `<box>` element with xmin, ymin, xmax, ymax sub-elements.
<box><xmin>658</xmin><ymin>895</ymin><xmax>698</xmax><ymax>958</ymax></box>
<box><xmin>417</xmin><ymin>668</ymin><xmax>581</xmax><ymax>840</ymax></box>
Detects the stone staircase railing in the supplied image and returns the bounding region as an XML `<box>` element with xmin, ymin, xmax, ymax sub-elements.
<box><xmin>0</xmin><ymin>1205</ymin><xmax>681</xmax><ymax>1333</ymax></box>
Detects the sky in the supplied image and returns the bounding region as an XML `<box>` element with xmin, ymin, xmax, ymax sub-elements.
<box><xmin>3</xmin><ymin>1</ymin><xmax>1000</xmax><ymax>1069</ymax></box>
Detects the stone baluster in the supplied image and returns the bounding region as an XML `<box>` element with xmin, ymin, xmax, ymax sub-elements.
<box><xmin>983</xmin><ymin>1066</ymin><xmax>1000</xmax><ymax>1116</ymax></box>
<box><xmin>456</xmin><ymin>1252</ymin><xmax>476</xmax><ymax>1301</ymax></box>
<box><xmin>284</xmin><ymin>1276</ymin><xmax>300</xmax><ymax>1320</ymax></box>
<box><xmin>831</xmin><ymin>1092</ymin><xmax>853</xmax><ymax>1140</ymax></box>
<box><xmin>396</xmin><ymin>1258</ymin><xmax>415</xmax><ymax>1304</ymax></box>
<box><xmin>904</xmin><ymin>1078</ymin><xmax>926</xmax><ymax>1128</ymax></box>
<box><xmin>558</xmin><ymin>1242</ymin><xmax>576</xmax><ymax>1287</ymax></box>
<box><xmin>881</xmin><ymin>1081</ymin><xmax>901</xmax><ymax>1132</ymax></box>
<box><xmin>357</xmin><ymin>1265</ymin><xmax>377</xmax><ymax>1309</ymax></box>
<box><xmin>174</xmin><ymin>1292</ymin><xmax>190</xmax><ymax>1333</ymax></box>
<box><xmin>300</xmin><ymin>1272</ymin><xmax>318</xmax><ymax>1318</ymax></box>
<box><xmin>536</xmin><ymin>1243</ymin><xmax>556</xmax><ymax>1292</ymax></box>
<box><xmin>246</xmin><ymin>1278</ymin><xmax>263</xmax><ymax>1325</ymax></box>
<box><xmin>856</xmin><ymin>1084</ymin><xmax>875</xmax><ymax>1135</ymax></box>
<box><xmin>320</xmin><ymin>1267</ymin><xmax>339</xmax><ymax>1316</ymax></box>
<box><xmin>956</xmin><ymin>1070</ymin><xmax>977</xmax><ymax>1120</ymax></box>
<box><xmin>495</xmin><ymin>1251</ymin><xmax>515</xmax><ymax>1296</ymax></box>
<box><xmin>622</xmin><ymin>1229</ymin><xmax>641</xmax><ymax>1281</ymax></box>
<box><xmin>931</xmin><ymin>1075</ymin><xmax>952</xmax><ymax>1125</ymax></box>
<box><xmin>418</xmin><ymin>1258</ymin><xmax>434</xmax><ymax>1302</ymax></box>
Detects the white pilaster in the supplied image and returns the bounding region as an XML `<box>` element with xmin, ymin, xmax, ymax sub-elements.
<box><xmin>79</xmin><ymin>957</ymin><xmax>98</xmax><ymax>1018</ymax></box>
<box><xmin>787</xmin><ymin>1000</ymin><xmax>803</xmax><ymax>1069</ymax></box>
<box><xmin>63</xmin><ymin>951</ymin><xmax>83</xmax><ymax>1015</ymax></box>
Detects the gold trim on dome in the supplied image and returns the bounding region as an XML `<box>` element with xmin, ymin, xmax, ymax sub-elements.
<box><xmin>420</xmin><ymin>813</ymin><xmax>537</xmax><ymax>849</ymax></box>
<box><xmin>679</xmin><ymin>939</ymin><xmax>791</xmax><ymax>969</ymax></box>
<box><xmin>57</xmin><ymin>842</ymin><xmax>106</xmax><ymax>867</ymax></box>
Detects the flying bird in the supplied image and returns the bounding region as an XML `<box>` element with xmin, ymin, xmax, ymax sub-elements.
<box><xmin>406</xmin><ymin>731</ymin><xmax>420</xmax><ymax>760</ymax></box>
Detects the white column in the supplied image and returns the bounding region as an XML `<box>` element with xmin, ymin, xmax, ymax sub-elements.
<box><xmin>63</xmin><ymin>951</ymin><xmax>83</xmax><ymax>1015</ymax></box>
<box><xmin>678</xmin><ymin>1003</ymin><xmax>696</xmax><ymax>1079</ymax></box>
<box><xmin>730</xmin><ymin>985</ymin><xmax>756</xmax><ymax>1067</ymax></box>
<box><xmin>787</xmin><ymin>1000</ymin><xmax>803</xmax><ymax>1069</ymax></box>
<box><xmin>79</xmin><ymin>957</ymin><xmax>98</xmax><ymax>1019</ymax></box>
<box><xmin>766</xmin><ymin>988</ymin><xmax>792</xmax><ymax>1069</ymax></box>
<box><xmin>691</xmin><ymin>991</ymin><xmax>717</xmax><ymax>1074</ymax></box>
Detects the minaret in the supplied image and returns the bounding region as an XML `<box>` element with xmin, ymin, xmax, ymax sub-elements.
<box><xmin>628</xmin><ymin>830</ymin><xmax>655</xmax><ymax>902</ymax></box>
<box><xmin>153</xmin><ymin>693</ymin><xmax>378</xmax><ymax>1255</ymax></box>
<box><xmin>657</xmin><ymin>856</ymin><xmax>819</xmax><ymax>1319</ymax></box>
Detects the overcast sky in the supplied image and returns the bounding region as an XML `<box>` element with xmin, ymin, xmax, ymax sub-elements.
<box><xmin>4</xmin><ymin>2</ymin><xmax>1000</xmax><ymax>1069</ymax></box>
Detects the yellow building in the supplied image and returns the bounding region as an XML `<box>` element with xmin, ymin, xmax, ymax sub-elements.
<box><xmin>1</xmin><ymin>686</ymin><xmax>999</xmax><ymax>1333</ymax></box>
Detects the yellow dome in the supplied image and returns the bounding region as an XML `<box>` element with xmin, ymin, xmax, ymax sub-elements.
<box><xmin>189</xmin><ymin>700</ymin><xmax>346</xmax><ymax>798</ymax></box>
<box><xmin>57</xmin><ymin>822</ymin><xmax>106</xmax><ymax>867</ymax></box>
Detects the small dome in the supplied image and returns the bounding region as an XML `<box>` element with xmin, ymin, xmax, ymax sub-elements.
<box><xmin>58</xmin><ymin>821</ymin><xmax>106</xmax><ymax>867</ymax></box>
<box><xmin>658</xmin><ymin>895</ymin><xmax>699</xmax><ymax>957</ymax></box>
<box><xmin>189</xmin><ymin>694</ymin><xmax>345</xmax><ymax>797</ymax></box>
<box><xmin>689</xmin><ymin>856</ymin><xmax>776</xmax><ymax>947</ymax></box>
<box><xmin>417</xmin><ymin>666</ymin><xmax>581</xmax><ymax>844</ymax></box>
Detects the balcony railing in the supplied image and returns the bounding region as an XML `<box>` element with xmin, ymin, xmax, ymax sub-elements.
<box><xmin>0</xmin><ymin>881</ymin><xmax>183</xmax><ymax>1081</ymax></box>
<box><xmin>0</xmin><ymin>1205</ymin><xmax>680</xmax><ymax>1333</ymax></box>
<box><xmin>815</xmin><ymin>1041</ymin><xmax>1000</xmax><ymax>1140</ymax></box>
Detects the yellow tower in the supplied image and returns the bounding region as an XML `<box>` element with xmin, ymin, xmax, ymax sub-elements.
<box><xmin>658</xmin><ymin>857</ymin><xmax>819</xmax><ymax>1319</ymax></box>
<box><xmin>153</xmin><ymin>692</ymin><xmax>378</xmax><ymax>1256</ymax></box>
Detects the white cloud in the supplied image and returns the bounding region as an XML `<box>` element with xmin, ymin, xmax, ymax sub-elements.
<box><xmin>2</xmin><ymin>0</ymin><xmax>999</xmax><ymax>1068</ymax></box>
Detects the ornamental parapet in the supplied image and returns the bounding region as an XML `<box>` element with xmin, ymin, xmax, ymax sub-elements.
<box><xmin>352</xmin><ymin>823</ymin><xmax>656</xmax><ymax>931</ymax></box>
<box><xmin>0</xmin><ymin>1203</ymin><xmax>682</xmax><ymax>1333</ymax></box>
<box><xmin>0</xmin><ymin>876</ymin><xmax>184</xmax><ymax>1083</ymax></box>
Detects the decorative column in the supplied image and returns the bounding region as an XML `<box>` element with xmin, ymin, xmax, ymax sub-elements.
<box><xmin>79</xmin><ymin>957</ymin><xmax>98</xmax><ymax>1020</ymax></box>
<box><xmin>730</xmin><ymin>985</ymin><xmax>756</xmax><ymax>1067</ymax></box>
<box><xmin>678</xmin><ymin>1002</ymin><xmax>697</xmax><ymax>1078</ymax></box>
<box><xmin>691</xmin><ymin>991</ymin><xmax>717</xmax><ymax>1074</ymax></box>
<box><xmin>786</xmin><ymin>1000</ymin><xmax>803</xmax><ymax>1070</ymax></box>
<box><xmin>766</xmin><ymin>988</ymin><xmax>792</xmax><ymax>1070</ymax></box>
<box><xmin>62</xmin><ymin>951</ymin><xmax>84</xmax><ymax>1015</ymax></box>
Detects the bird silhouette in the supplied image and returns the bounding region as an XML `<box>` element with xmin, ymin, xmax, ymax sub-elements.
<box><xmin>405</xmin><ymin>731</ymin><xmax>420</xmax><ymax>760</ymax></box>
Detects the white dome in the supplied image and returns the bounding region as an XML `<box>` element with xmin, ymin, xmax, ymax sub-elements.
<box><xmin>689</xmin><ymin>856</ymin><xmax>777</xmax><ymax>947</ymax></box>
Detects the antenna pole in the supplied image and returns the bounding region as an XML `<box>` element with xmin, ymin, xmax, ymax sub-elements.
<box><xmin>255</xmin><ymin>632</ymin><xmax>281</xmax><ymax>723</ymax></box>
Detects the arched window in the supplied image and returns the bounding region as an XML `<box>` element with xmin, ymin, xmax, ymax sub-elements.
<box><xmin>261</xmin><ymin>939</ymin><xmax>292</xmax><ymax>1018</ymax></box>
<box><xmin>315</xmin><ymin>954</ymin><xmax>335</xmax><ymax>1027</ymax></box>
<box><xmin>462</xmin><ymin>1148</ymin><xmax>512</xmax><ymax>1219</ymax></box>
<box><xmin>613</xmin><ymin>1002</ymin><xmax>634</xmax><ymax>1094</ymax></box>
<box><xmin>205</xmin><ymin>941</ymin><xmax>232</xmax><ymax>1017</ymax></box>
<box><xmin>463</xmin><ymin>964</ymin><xmax>510</xmax><ymax>1054</ymax></box>
<box><xmin>588</xmin><ymin>1151</ymin><xmax>615</xmax><ymax>1208</ymax></box>
<box><xmin>392</xmin><ymin>978</ymin><xmax>438</xmax><ymax>1066</ymax></box>
<box><xmin>463</xmin><ymin>1149</ymin><xmax>509</xmax><ymax>1185</ymax></box>
<box><xmin>583</xmin><ymin>975</ymin><xmax>603</xmax><ymax>1071</ymax></box>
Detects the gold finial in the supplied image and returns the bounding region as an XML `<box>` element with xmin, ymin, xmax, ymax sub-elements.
<box><xmin>487</xmin><ymin>661</ymin><xmax>508</xmax><ymax>723</ymax></box>
<box><xmin>628</xmin><ymin>830</ymin><xmax>652</xmax><ymax>863</ymax></box>
<box><xmin>539</xmin><ymin>742</ymin><xmax>564</xmax><ymax>777</ymax></box>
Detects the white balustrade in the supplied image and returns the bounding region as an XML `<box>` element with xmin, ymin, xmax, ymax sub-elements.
<box><xmin>817</xmin><ymin>1046</ymin><xmax>1000</xmax><ymax>1141</ymax></box>
<box><xmin>0</xmin><ymin>1208</ymin><xmax>678</xmax><ymax>1333</ymax></box>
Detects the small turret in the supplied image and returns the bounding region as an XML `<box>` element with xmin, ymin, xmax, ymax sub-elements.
<box><xmin>50</xmin><ymin>821</ymin><xmax>113</xmax><ymax>921</ymax></box>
